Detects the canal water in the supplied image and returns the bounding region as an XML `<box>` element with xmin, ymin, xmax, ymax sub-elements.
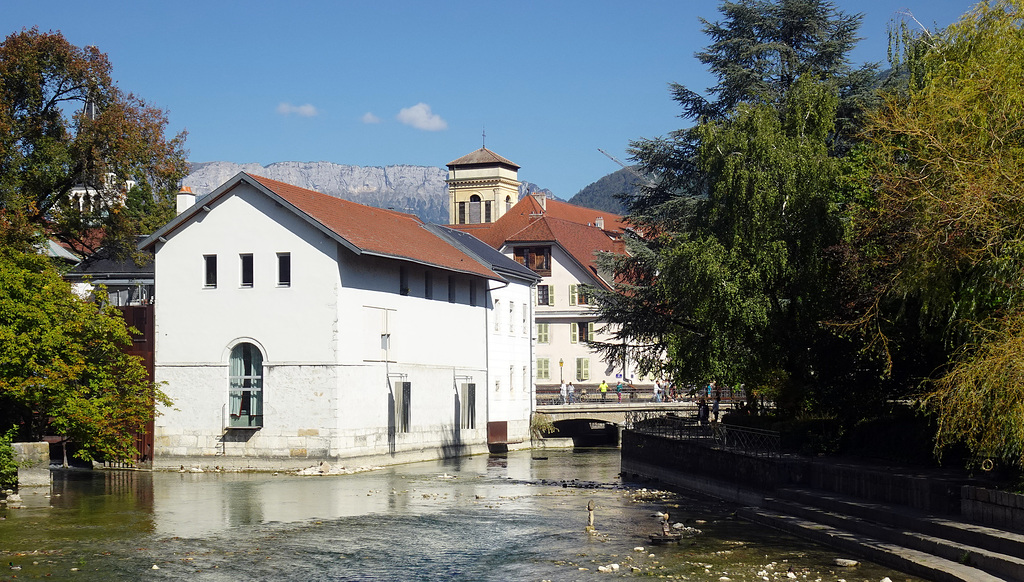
<box><xmin>1</xmin><ymin>448</ymin><xmax>922</xmax><ymax>581</ymax></box>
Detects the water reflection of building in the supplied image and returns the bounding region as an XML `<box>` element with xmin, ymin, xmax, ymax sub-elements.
<box><xmin>140</xmin><ymin>172</ymin><xmax>538</xmax><ymax>469</ymax></box>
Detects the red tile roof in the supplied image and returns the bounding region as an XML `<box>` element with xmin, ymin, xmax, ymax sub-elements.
<box><xmin>247</xmin><ymin>174</ymin><xmax>500</xmax><ymax>279</ymax></box>
<box><xmin>449</xmin><ymin>193</ymin><xmax>628</xmax><ymax>290</ymax></box>
<box><xmin>143</xmin><ymin>173</ymin><xmax>501</xmax><ymax>281</ymax></box>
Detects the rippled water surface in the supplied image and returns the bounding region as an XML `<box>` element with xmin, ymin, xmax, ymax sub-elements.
<box><xmin>1</xmin><ymin>449</ymin><xmax>924</xmax><ymax>581</ymax></box>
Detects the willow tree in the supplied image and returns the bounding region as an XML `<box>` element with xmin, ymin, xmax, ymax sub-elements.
<box><xmin>0</xmin><ymin>28</ymin><xmax>188</xmax><ymax>258</ymax></box>
<box><xmin>859</xmin><ymin>0</ymin><xmax>1024</xmax><ymax>466</ymax></box>
<box><xmin>594</xmin><ymin>0</ymin><xmax>878</xmax><ymax>414</ymax></box>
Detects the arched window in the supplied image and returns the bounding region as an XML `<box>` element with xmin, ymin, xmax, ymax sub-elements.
<box><xmin>229</xmin><ymin>343</ymin><xmax>263</xmax><ymax>427</ymax></box>
<box><xmin>505</xmin><ymin>195</ymin><xmax>512</xmax><ymax>212</ymax></box>
<box><xmin>469</xmin><ymin>194</ymin><xmax>482</xmax><ymax>223</ymax></box>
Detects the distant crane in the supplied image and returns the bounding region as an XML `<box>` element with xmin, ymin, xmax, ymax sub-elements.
<box><xmin>597</xmin><ymin>148</ymin><xmax>655</xmax><ymax>188</ymax></box>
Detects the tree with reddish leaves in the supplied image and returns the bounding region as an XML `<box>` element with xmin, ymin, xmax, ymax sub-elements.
<box><xmin>0</xmin><ymin>28</ymin><xmax>187</xmax><ymax>259</ymax></box>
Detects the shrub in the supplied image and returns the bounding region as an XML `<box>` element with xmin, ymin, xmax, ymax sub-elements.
<box><xmin>0</xmin><ymin>429</ymin><xmax>17</xmax><ymax>489</ymax></box>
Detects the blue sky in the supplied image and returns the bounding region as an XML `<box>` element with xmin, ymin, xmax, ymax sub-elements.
<box><xmin>7</xmin><ymin>0</ymin><xmax>974</xmax><ymax>198</ymax></box>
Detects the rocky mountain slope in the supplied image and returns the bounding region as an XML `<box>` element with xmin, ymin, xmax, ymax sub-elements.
<box><xmin>184</xmin><ymin>161</ymin><xmax>552</xmax><ymax>225</ymax></box>
<box><xmin>566</xmin><ymin>167</ymin><xmax>640</xmax><ymax>215</ymax></box>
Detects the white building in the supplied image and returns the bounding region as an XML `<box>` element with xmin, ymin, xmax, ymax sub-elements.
<box><xmin>140</xmin><ymin>172</ymin><xmax>537</xmax><ymax>469</ymax></box>
<box><xmin>447</xmin><ymin>148</ymin><xmax>649</xmax><ymax>398</ymax></box>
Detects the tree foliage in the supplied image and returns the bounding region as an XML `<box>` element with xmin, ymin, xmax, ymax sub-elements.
<box><xmin>0</xmin><ymin>28</ymin><xmax>187</xmax><ymax>258</ymax></box>
<box><xmin>857</xmin><ymin>0</ymin><xmax>1024</xmax><ymax>465</ymax></box>
<box><xmin>595</xmin><ymin>0</ymin><xmax>876</xmax><ymax>414</ymax></box>
<box><xmin>0</xmin><ymin>246</ymin><xmax>169</xmax><ymax>461</ymax></box>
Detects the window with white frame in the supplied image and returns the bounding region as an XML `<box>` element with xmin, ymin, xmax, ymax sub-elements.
<box><xmin>277</xmin><ymin>253</ymin><xmax>291</xmax><ymax>287</ymax></box>
<box><xmin>537</xmin><ymin>284</ymin><xmax>554</xmax><ymax>306</ymax></box>
<box><xmin>240</xmin><ymin>254</ymin><xmax>253</xmax><ymax>287</ymax></box>
<box><xmin>204</xmin><ymin>255</ymin><xmax>217</xmax><ymax>288</ymax></box>
<box><xmin>537</xmin><ymin>323</ymin><xmax>549</xmax><ymax>344</ymax></box>
<box><xmin>228</xmin><ymin>343</ymin><xmax>263</xmax><ymax>428</ymax></box>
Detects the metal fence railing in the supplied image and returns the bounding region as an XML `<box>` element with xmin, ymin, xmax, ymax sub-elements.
<box><xmin>626</xmin><ymin>411</ymin><xmax>780</xmax><ymax>458</ymax></box>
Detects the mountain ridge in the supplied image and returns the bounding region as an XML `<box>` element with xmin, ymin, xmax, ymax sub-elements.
<box><xmin>184</xmin><ymin>161</ymin><xmax>555</xmax><ymax>225</ymax></box>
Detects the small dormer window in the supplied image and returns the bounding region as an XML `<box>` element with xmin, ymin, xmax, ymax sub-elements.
<box><xmin>514</xmin><ymin>246</ymin><xmax>551</xmax><ymax>276</ymax></box>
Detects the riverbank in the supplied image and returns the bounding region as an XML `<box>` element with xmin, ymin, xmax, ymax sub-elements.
<box><xmin>621</xmin><ymin>429</ymin><xmax>1022</xmax><ymax>581</ymax></box>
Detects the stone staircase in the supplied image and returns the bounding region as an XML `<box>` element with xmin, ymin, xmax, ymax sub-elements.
<box><xmin>739</xmin><ymin>486</ymin><xmax>1024</xmax><ymax>582</ymax></box>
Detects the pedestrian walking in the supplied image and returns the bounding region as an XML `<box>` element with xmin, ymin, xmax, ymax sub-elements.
<box><xmin>616</xmin><ymin>381</ymin><xmax>623</xmax><ymax>403</ymax></box>
<box><xmin>560</xmin><ymin>380</ymin><xmax>568</xmax><ymax>404</ymax></box>
<box><xmin>568</xmin><ymin>382</ymin><xmax>575</xmax><ymax>404</ymax></box>
<box><xmin>599</xmin><ymin>380</ymin><xmax>609</xmax><ymax>402</ymax></box>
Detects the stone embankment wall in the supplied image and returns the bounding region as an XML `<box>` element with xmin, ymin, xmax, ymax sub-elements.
<box><xmin>621</xmin><ymin>431</ymin><xmax>962</xmax><ymax>514</ymax></box>
<box><xmin>962</xmin><ymin>486</ymin><xmax>1024</xmax><ymax>532</ymax></box>
<box><xmin>12</xmin><ymin>442</ymin><xmax>50</xmax><ymax>487</ymax></box>
<box><xmin>620</xmin><ymin>431</ymin><xmax>804</xmax><ymax>506</ymax></box>
<box><xmin>802</xmin><ymin>460</ymin><xmax>960</xmax><ymax>514</ymax></box>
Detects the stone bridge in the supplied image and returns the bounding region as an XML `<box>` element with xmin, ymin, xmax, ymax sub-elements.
<box><xmin>535</xmin><ymin>402</ymin><xmax>696</xmax><ymax>446</ymax></box>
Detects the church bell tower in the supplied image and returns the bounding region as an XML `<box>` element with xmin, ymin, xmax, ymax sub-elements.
<box><xmin>446</xmin><ymin>147</ymin><xmax>521</xmax><ymax>225</ymax></box>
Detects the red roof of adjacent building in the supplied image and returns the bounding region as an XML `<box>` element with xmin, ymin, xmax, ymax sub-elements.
<box><xmin>450</xmin><ymin>193</ymin><xmax>628</xmax><ymax>290</ymax></box>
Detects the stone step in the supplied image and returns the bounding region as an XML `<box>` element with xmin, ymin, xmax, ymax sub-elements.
<box><xmin>759</xmin><ymin>496</ymin><xmax>1024</xmax><ymax>582</ymax></box>
<box><xmin>739</xmin><ymin>506</ymin><xmax>1012</xmax><ymax>582</ymax></box>
<box><xmin>775</xmin><ymin>487</ymin><xmax>1024</xmax><ymax>559</ymax></box>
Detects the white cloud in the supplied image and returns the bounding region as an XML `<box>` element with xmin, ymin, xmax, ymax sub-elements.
<box><xmin>396</xmin><ymin>103</ymin><xmax>447</xmax><ymax>131</ymax></box>
<box><xmin>277</xmin><ymin>102</ymin><xmax>318</xmax><ymax>117</ymax></box>
<box><xmin>361</xmin><ymin>112</ymin><xmax>381</xmax><ymax>124</ymax></box>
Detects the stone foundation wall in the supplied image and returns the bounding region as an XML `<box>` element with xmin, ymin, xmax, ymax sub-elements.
<box><xmin>620</xmin><ymin>431</ymin><xmax>804</xmax><ymax>491</ymax></box>
<box><xmin>621</xmin><ymin>431</ymin><xmax>964</xmax><ymax>514</ymax></box>
<box><xmin>962</xmin><ymin>486</ymin><xmax>1024</xmax><ymax>532</ymax></box>
<box><xmin>802</xmin><ymin>461</ymin><xmax>961</xmax><ymax>514</ymax></box>
<box><xmin>12</xmin><ymin>442</ymin><xmax>50</xmax><ymax>488</ymax></box>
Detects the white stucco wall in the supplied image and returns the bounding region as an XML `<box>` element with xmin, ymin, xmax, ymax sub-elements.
<box><xmin>485</xmin><ymin>277</ymin><xmax>535</xmax><ymax>444</ymax></box>
<box><xmin>151</xmin><ymin>182</ymin><xmax>531</xmax><ymax>469</ymax></box>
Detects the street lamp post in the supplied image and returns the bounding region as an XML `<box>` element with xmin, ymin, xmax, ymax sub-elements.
<box><xmin>559</xmin><ymin>358</ymin><xmax>564</xmax><ymax>383</ymax></box>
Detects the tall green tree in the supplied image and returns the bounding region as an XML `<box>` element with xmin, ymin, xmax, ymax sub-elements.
<box><xmin>0</xmin><ymin>246</ymin><xmax>169</xmax><ymax>461</ymax></box>
<box><xmin>856</xmin><ymin>0</ymin><xmax>1024</xmax><ymax>465</ymax></box>
<box><xmin>595</xmin><ymin>0</ymin><xmax>877</xmax><ymax>413</ymax></box>
<box><xmin>0</xmin><ymin>28</ymin><xmax>187</xmax><ymax>258</ymax></box>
